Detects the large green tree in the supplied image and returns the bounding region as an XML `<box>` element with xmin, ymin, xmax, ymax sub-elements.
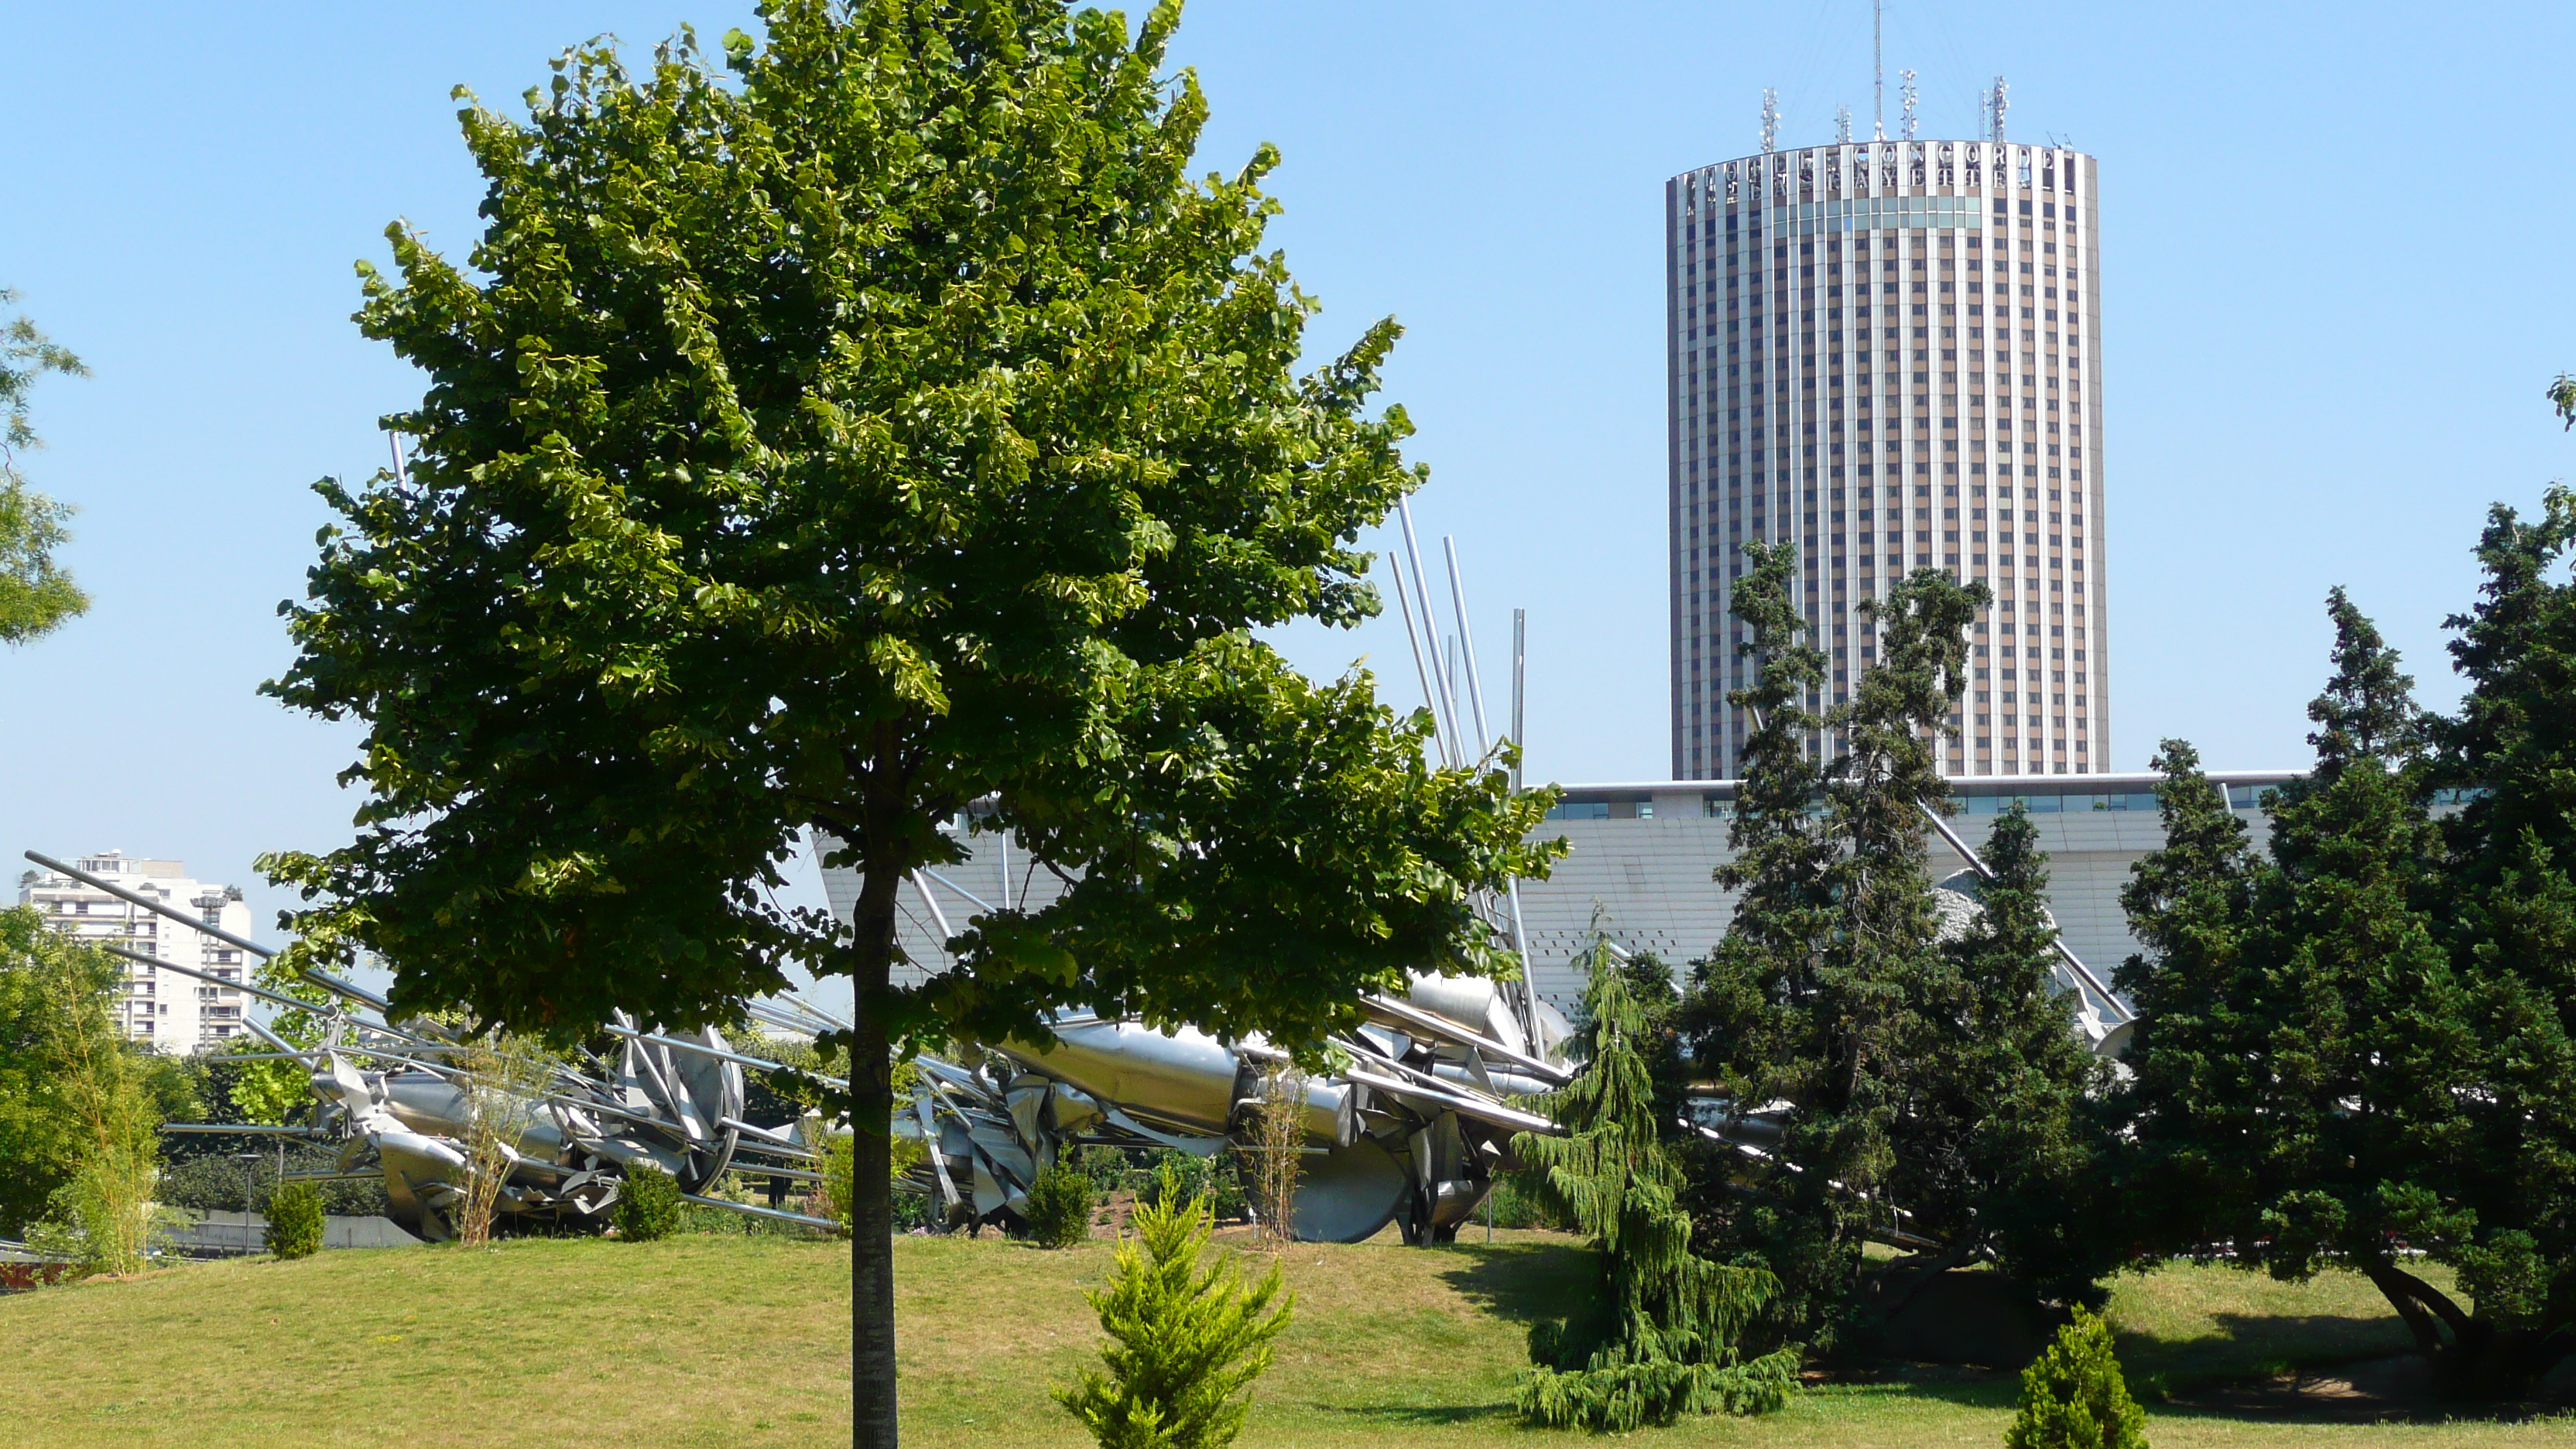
<box><xmin>1683</xmin><ymin>545</ymin><xmax>2072</xmax><ymax>1347</ymax></box>
<box><xmin>0</xmin><ymin>289</ymin><xmax>89</xmax><ymax>645</ymax></box>
<box><xmin>1901</xmin><ymin>803</ymin><xmax>2112</xmax><ymax>1307</ymax></box>
<box><xmin>2115</xmin><ymin>577</ymin><xmax>2574</xmax><ymax>1398</ymax></box>
<box><xmin>255</xmin><ymin>5</ymin><xmax>1555</xmax><ymax>1442</ymax></box>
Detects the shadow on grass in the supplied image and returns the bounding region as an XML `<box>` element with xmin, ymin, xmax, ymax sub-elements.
<box><xmin>1313</xmin><ymin>1401</ymin><xmax>1519</xmax><ymax>1427</ymax></box>
<box><xmin>1425</xmin><ymin>1239</ymin><xmax>1597</xmax><ymax>1326</ymax></box>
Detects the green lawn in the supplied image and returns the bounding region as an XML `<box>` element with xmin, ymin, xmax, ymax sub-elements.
<box><xmin>2</xmin><ymin>1228</ymin><xmax>2566</xmax><ymax>1448</ymax></box>
<box><xmin>0</xmin><ymin>1236</ymin><xmax>851</xmax><ymax>1448</ymax></box>
<box><xmin>897</xmin><ymin>1228</ymin><xmax>2576</xmax><ymax>1448</ymax></box>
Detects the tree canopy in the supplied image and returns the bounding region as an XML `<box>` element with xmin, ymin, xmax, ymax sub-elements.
<box><xmin>2115</xmin><ymin>553</ymin><xmax>2576</xmax><ymax>1396</ymax></box>
<box><xmin>0</xmin><ymin>289</ymin><xmax>89</xmax><ymax>645</ymax></box>
<box><xmin>258</xmin><ymin>4</ymin><xmax>1557</xmax><ymax>1440</ymax></box>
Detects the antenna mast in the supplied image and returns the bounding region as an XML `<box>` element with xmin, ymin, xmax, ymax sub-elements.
<box><xmin>1835</xmin><ymin>104</ymin><xmax>1852</xmax><ymax>144</ymax></box>
<box><xmin>1987</xmin><ymin>75</ymin><xmax>2009</xmax><ymax>142</ymax></box>
<box><xmin>1760</xmin><ymin>87</ymin><xmax>1779</xmax><ymax>153</ymax></box>
<box><xmin>1899</xmin><ymin>69</ymin><xmax>1918</xmax><ymax>140</ymax></box>
<box><xmin>1872</xmin><ymin>0</ymin><xmax>1885</xmax><ymax>139</ymax></box>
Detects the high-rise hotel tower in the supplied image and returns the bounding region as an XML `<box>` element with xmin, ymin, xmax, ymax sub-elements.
<box><xmin>1667</xmin><ymin>139</ymin><xmax>2108</xmax><ymax>779</ymax></box>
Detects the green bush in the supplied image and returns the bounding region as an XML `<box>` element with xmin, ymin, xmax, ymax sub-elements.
<box><xmin>265</xmin><ymin>1182</ymin><xmax>326</xmax><ymax>1259</ymax></box>
<box><xmin>2005</xmin><ymin>1305</ymin><xmax>2147</xmax><ymax>1449</ymax></box>
<box><xmin>824</xmin><ymin>1132</ymin><xmax>857</xmax><ymax>1231</ymax></box>
<box><xmin>1021</xmin><ymin>1163</ymin><xmax>1095</xmax><ymax>1248</ymax></box>
<box><xmin>1054</xmin><ymin>1176</ymin><xmax>1292</xmax><ymax>1448</ymax></box>
<box><xmin>1141</xmin><ymin>1149</ymin><xmax>1246</xmax><ymax>1221</ymax></box>
<box><xmin>615</xmin><ymin>1163</ymin><xmax>686</xmax><ymax>1242</ymax></box>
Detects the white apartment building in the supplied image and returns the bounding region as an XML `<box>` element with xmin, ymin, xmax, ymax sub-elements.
<box><xmin>16</xmin><ymin>852</ymin><xmax>252</xmax><ymax>1050</ymax></box>
<box><xmin>1669</xmin><ymin>135</ymin><xmax>2108</xmax><ymax>780</ymax></box>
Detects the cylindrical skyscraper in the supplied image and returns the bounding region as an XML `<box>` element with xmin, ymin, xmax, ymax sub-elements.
<box><xmin>1668</xmin><ymin>139</ymin><xmax>2107</xmax><ymax>780</ymax></box>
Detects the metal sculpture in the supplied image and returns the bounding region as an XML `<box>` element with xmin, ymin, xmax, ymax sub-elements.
<box><xmin>899</xmin><ymin>969</ymin><xmax>1574</xmax><ymax>1244</ymax></box>
<box><xmin>29</xmin><ymin>851</ymin><xmax>844</xmax><ymax>1242</ymax></box>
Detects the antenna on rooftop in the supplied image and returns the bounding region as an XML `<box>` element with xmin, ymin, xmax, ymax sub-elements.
<box><xmin>1835</xmin><ymin>105</ymin><xmax>1852</xmax><ymax>144</ymax></box>
<box><xmin>1899</xmin><ymin>69</ymin><xmax>1918</xmax><ymax>140</ymax></box>
<box><xmin>1987</xmin><ymin>75</ymin><xmax>2009</xmax><ymax>142</ymax></box>
<box><xmin>1872</xmin><ymin>0</ymin><xmax>1885</xmax><ymax>139</ymax></box>
<box><xmin>1760</xmin><ymin>87</ymin><xmax>1780</xmax><ymax>153</ymax></box>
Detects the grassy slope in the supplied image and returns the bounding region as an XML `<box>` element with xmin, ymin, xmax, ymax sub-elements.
<box><xmin>898</xmin><ymin>1228</ymin><xmax>2572</xmax><ymax>1448</ymax></box>
<box><xmin>0</xmin><ymin>1237</ymin><xmax>851</xmax><ymax>1449</ymax></box>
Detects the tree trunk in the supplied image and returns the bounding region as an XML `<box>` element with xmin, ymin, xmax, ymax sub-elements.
<box><xmin>2358</xmin><ymin>1258</ymin><xmax>2573</xmax><ymax>1401</ymax></box>
<box><xmin>854</xmin><ymin>862</ymin><xmax>904</xmax><ymax>1449</ymax></box>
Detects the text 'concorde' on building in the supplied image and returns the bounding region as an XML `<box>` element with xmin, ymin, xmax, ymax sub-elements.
<box><xmin>1668</xmin><ymin>137</ymin><xmax>2107</xmax><ymax>781</ymax></box>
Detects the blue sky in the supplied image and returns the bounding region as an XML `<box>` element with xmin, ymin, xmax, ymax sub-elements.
<box><xmin>5</xmin><ymin>0</ymin><xmax>2575</xmax><ymax>961</ymax></box>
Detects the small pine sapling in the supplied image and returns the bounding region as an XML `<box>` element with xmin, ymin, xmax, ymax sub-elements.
<box><xmin>265</xmin><ymin>1182</ymin><xmax>326</xmax><ymax>1260</ymax></box>
<box><xmin>2005</xmin><ymin>1306</ymin><xmax>2147</xmax><ymax>1449</ymax></box>
<box><xmin>615</xmin><ymin>1163</ymin><xmax>686</xmax><ymax>1242</ymax></box>
<box><xmin>1055</xmin><ymin>1172</ymin><xmax>1293</xmax><ymax>1448</ymax></box>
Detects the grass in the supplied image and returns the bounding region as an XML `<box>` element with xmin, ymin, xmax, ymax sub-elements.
<box><xmin>0</xmin><ymin>1236</ymin><xmax>851</xmax><ymax>1448</ymax></box>
<box><xmin>896</xmin><ymin>1227</ymin><xmax>2576</xmax><ymax>1447</ymax></box>
<box><xmin>2</xmin><ymin>1226</ymin><xmax>2566</xmax><ymax>1447</ymax></box>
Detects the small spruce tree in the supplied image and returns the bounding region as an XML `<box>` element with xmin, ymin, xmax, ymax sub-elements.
<box><xmin>1056</xmin><ymin>1172</ymin><xmax>1292</xmax><ymax>1449</ymax></box>
<box><xmin>1513</xmin><ymin>935</ymin><xmax>1801</xmax><ymax>1430</ymax></box>
<box><xmin>615</xmin><ymin>1163</ymin><xmax>686</xmax><ymax>1242</ymax></box>
<box><xmin>2005</xmin><ymin>1306</ymin><xmax>2147</xmax><ymax>1449</ymax></box>
<box><xmin>265</xmin><ymin>1182</ymin><xmax>327</xmax><ymax>1260</ymax></box>
<box><xmin>1022</xmin><ymin>1163</ymin><xmax>1097</xmax><ymax>1249</ymax></box>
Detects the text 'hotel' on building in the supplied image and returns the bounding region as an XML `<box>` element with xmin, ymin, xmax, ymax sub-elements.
<box><xmin>1668</xmin><ymin>136</ymin><xmax>2107</xmax><ymax>780</ymax></box>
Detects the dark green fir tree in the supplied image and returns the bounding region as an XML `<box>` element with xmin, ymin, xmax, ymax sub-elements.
<box><xmin>1512</xmin><ymin>934</ymin><xmax>1801</xmax><ymax>1431</ymax></box>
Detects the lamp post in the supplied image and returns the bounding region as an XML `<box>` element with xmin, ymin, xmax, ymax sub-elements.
<box><xmin>234</xmin><ymin>1152</ymin><xmax>262</xmax><ymax>1256</ymax></box>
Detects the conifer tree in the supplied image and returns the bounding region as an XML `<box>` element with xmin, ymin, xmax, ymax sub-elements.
<box><xmin>1683</xmin><ymin>547</ymin><xmax>2071</xmax><ymax>1345</ymax></box>
<box><xmin>2115</xmin><ymin>587</ymin><xmax>2571</xmax><ymax>1397</ymax></box>
<box><xmin>2004</xmin><ymin>1305</ymin><xmax>2147</xmax><ymax>1449</ymax></box>
<box><xmin>1903</xmin><ymin>805</ymin><xmax>2111</xmax><ymax>1306</ymax></box>
<box><xmin>1513</xmin><ymin>935</ymin><xmax>1800</xmax><ymax>1430</ymax></box>
<box><xmin>1056</xmin><ymin>1174</ymin><xmax>1292</xmax><ymax>1449</ymax></box>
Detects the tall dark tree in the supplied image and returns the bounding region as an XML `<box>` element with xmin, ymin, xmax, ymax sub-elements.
<box><xmin>1900</xmin><ymin>805</ymin><xmax>2112</xmax><ymax>1307</ymax></box>
<box><xmin>255</xmin><ymin>6</ymin><xmax>1557</xmax><ymax>1443</ymax></box>
<box><xmin>2115</xmin><ymin>586</ymin><xmax>2572</xmax><ymax>1398</ymax></box>
<box><xmin>1681</xmin><ymin>547</ymin><xmax>2004</xmax><ymax>1347</ymax></box>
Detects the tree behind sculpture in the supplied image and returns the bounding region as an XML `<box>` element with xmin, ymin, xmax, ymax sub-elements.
<box><xmin>252</xmin><ymin>5</ymin><xmax>1557</xmax><ymax>1440</ymax></box>
<box><xmin>1512</xmin><ymin>935</ymin><xmax>1800</xmax><ymax>1430</ymax></box>
<box><xmin>1055</xmin><ymin>1173</ymin><xmax>1292</xmax><ymax>1449</ymax></box>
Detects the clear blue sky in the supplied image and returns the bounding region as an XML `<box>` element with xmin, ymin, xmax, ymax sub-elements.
<box><xmin>5</xmin><ymin>0</ymin><xmax>2575</xmax><ymax>964</ymax></box>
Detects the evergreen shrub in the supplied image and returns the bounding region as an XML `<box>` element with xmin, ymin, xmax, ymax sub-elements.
<box><xmin>1054</xmin><ymin>1175</ymin><xmax>1292</xmax><ymax>1448</ymax></box>
<box><xmin>615</xmin><ymin>1163</ymin><xmax>686</xmax><ymax>1242</ymax></box>
<box><xmin>2005</xmin><ymin>1306</ymin><xmax>2147</xmax><ymax>1449</ymax></box>
<box><xmin>1022</xmin><ymin>1163</ymin><xmax>1095</xmax><ymax>1248</ymax></box>
<box><xmin>265</xmin><ymin>1182</ymin><xmax>326</xmax><ymax>1259</ymax></box>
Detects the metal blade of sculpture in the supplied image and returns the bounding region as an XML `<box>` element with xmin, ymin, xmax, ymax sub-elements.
<box><xmin>899</xmin><ymin>972</ymin><xmax>1577</xmax><ymax>1245</ymax></box>
<box><xmin>31</xmin><ymin>851</ymin><xmax>844</xmax><ymax>1242</ymax></box>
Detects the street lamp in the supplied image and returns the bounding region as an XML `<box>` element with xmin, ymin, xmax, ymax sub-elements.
<box><xmin>233</xmin><ymin>1153</ymin><xmax>262</xmax><ymax>1256</ymax></box>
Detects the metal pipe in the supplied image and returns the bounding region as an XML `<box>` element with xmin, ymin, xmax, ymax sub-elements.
<box><xmin>1387</xmin><ymin>560</ymin><xmax>1456</xmax><ymax>769</ymax></box>
<box><xmin>679</xmin><ymin>1193</ymin><xmax>840</xmax><ymax>1231</ymax></box>
<box><xmin>909</xmin><ymin>871</ymin><xmax>955</xmax><ymax>943</ymax></box>
<box><xmin>597</xmin><ymin>1023</ymin><xmax>850</xmax><ymax>1091</ymax></box>
<box><xmin>24</xmin><ymin>851</ymin><xmax>273</xmax><ymax>958</ymax></box>
<box><xmin>1444</xmin><ymin>536</ymin><xmax>1492</xmax><ymax>753</ymax></box>
<box><xmin>916</xmin><ymin>868</ymin><xmax>995</xmax><ymax>915</ymax></box>
<box><xmin>161</xmin><ymin>1124</ymin><xmax>324</xmax><ymax>1136</ymax></box>
<box><xmin>1398</xmin><ymin>501</ymin><xmax>1467</xmax><ymax>765</ymax></box>
<box><xmin>102</xmin><ymin>945</ymin><xmax>310</xmax><ymax>1015</ymax></box>
<box><xmin>1511</xmin><ymin>608</ymin><xmax>1526</xmax><ymax>793</ymax></box>
<box><xmin>1360</xmin><ymin>993</ymin><xmax>1569</xmax><ymax>1083</ymax></box>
